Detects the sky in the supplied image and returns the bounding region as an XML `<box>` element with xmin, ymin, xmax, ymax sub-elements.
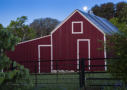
<box><xmin>0</xmin><ymin>0</ymin><xmax>127</xmax><ymax>27</ymax></box>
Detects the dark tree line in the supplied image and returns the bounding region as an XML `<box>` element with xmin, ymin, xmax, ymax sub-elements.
<box><xmin>90</xmin><ymin>1</ymin><xmax>127</xmax><ymax>20</ymax></box>
<box><xmin>30</xmin><ymin>18</ymin><xmax>60</xmax><ymax>38</ymax></box>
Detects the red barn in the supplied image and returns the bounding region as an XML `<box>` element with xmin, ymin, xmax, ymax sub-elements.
<box><xmin>6</xmin><ymin>9</ymin><xmax>118</xmax><ymax>73</ymax></box>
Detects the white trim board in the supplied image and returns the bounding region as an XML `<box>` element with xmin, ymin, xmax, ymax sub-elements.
<box><xmin>77</xmin><ymin>39</ymin><xmax>90</xmax><ymax>70</ymax></box>
<box><xmin>19</xmin><ymin>35</ymin><xmax>51</xmax><ymax>45</ymax></box>
<box><xmin>51</xmin><ymin>35</ymin><xmax>53</xmax><ymax>73</ymax></box>
<box><xmin>38</xmin><ymin>45</ymin><xmax>52</xmax><ymax>73</ymax></box>
<box><xmin>104</xmin><ymin>34</ymin><xmax>107</xmax><ymax>70</ymax></box>
<box><xmin>72</xmin><ymin>21</ymin><xmax>83</xmax><ymax>34</ymax></box>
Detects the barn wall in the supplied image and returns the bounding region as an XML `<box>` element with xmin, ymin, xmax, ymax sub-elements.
<box><xmin>6</xmin><ymin>36</ymin><xmax>51</xmax><ymax>73</ymax></box>
<box><xmin>52</xmin><ymin>12</ymin><xmax>105</xmax><ymax>71</ymax></box>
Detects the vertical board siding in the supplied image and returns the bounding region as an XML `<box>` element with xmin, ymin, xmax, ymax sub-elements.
<box><xmin>79</xmin><ymin>41</ymin><xmax>89</xmax><ymax>71</ymax></box>
<box><xmin>52</xmin><ymin>12</ymin><xmax>104</xmax><ymax>71</ymax></box>
<box><xmin>40</xmin><ymin>47</ymin><xmax>51</xmax><ymax>73</ymax></box>
<box><xmin>73</xmin><ymin>23</ymin><xmax>81</xmax><ymax>32</ymax></box>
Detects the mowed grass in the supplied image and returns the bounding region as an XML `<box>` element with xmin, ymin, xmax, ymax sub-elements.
<box><xmin>29</xmin><ymin>73</ymin><xmax>80</xmax><ymax>90</ymax></box>
<box><xmin>28</xmin><ymin>72</ymin><xmax>124</xmax><ymax>90</ymax></box>
<box><xmin>85</xmin><ymin>73</ymin><xmax>124</xmax><ymax>86</ymax></box>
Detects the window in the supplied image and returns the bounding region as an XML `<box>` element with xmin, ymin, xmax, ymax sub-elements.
<box><xmin>72</xmin><ymin>21</ymin><xmax>83</xmax><ymax>34</ymax></box>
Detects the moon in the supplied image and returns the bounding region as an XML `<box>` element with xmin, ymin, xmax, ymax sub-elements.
<box><xmin>83</xmin><ymin>6</ymin><xmax>87</xmax><ymax>11</ymax></box>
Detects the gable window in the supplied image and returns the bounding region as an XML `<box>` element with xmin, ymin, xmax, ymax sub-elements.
<box><xmin>72</xmin><ymin>21</ymin><xmax>83</xmax><ymax>34</ymax></box>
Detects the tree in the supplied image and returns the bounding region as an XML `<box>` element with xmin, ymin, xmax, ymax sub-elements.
<box><xmin>30</xmin><ymin>18</ymin><xmax>60</xmax><ymax>38</ymax></box>
<box><xmin>117</xmin><ymin>3</ymin><xmax>127</xmax><ymax>23</ymax></box>
<box><xmin>114</xmin><ymin>2</ymin><xmax>126</xmax><ymax>18</ymax></box>
<box><xmin>90</xmin><ymin>5</ymin><xmax>101</xmax><ymax>16</ymax></box>
<box><xmin>109</xmin><ymin>3</ymin><xmax>127</xmax><ymax>28</ymax></box>
<box><xmin>7</xmin><ymin>16</ymin><xmax>36</xmax><ymax>41</ymax></box>
<box><xmin>0</xmin><ymin>23</ymin><xmax>3</xmax><ymax>30</ymax></box>
<box><xmin>0</xmin><ymin>26</ymin><xmax>32</xmax><ymax>89</ymax></box>
<box><xmin>99</xmin><ymin>7</ymin><xmax>127</xmax><ymax>84</ymax></box>
<box><xmin>91</xmin><ymin>2</ymin><xmax>115</xmax><ymax>20</ymax></box>
<box><xmin>109</xmin><ymin>18</ymin><xmax>126</xmax><ymax>29</ymax></box>
<box><xmin>90</xmin><ymin>2</ymin><xmax>127</xmax><ymax>20</ymax></box>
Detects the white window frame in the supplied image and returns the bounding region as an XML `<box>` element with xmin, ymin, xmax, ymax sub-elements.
<box><xmin>72</xmin><ymin>21</ymin><xmax>83</xmax><ymax>34</ymax></box>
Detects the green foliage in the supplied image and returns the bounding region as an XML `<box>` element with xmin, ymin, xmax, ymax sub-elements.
<box><xmin>0</xmin><ymin>29</ymin><xmax>21</xmax><ymax>52</ymax></box>
<box><xmin>7</xmin><ymin>16</ymin><xmax>36</xmax><ymax>41</ymax></box>
<box><xmin>98</xmin><ymin>13</ymin><xmax>127</xmax><ymax>84</ymax></box>
<box><xmin>98</xmin><ymin>4</ymin><xmax>127</xmax><ymax>84</ymax></box>
<box><xmin>105</xmin><ymin>30</ymin><xmax>127</xmax><ymax>84</ymax></box>
<box><xmin>115</xmin><ymin>2</ymin><xmax>127</xmax><ymax>18</ymax></box>
<box><xmin>0</xmin><ymin>27</ymin><xmax>33</xmax><ymax>89</ymax></box>
<box><xmin>0</xmin><ymin>23</ymin><xmax>3</xmax><ymax>30</ymax></box>
<box><xmin>117</xmin><ymin>3</ymin><xmax>127</xmax><ymax>23</ymax></box>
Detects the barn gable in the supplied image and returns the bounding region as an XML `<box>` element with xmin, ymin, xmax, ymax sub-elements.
<box><xmin>51</xmin><ymin>9</ymin><xmax>118</xmax><ymax>35</ymax></box>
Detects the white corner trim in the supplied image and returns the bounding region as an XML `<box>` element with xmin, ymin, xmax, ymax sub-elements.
<box><xmin>72</xmin><ymin>21</ymin><xmax>83</xmax><ymax>34</ymax></box>
<box><xmin>18</xmin><ymin>35</ymin><xmax>51</xmax><ymax>44</ymax></box>
<box><xmin>104</xmin><ymin>34</ymin><xmax>107</xmax><ymax>70</ymax></box>
<box><xmin>38</xmin><ymin>45</ymin><xmax>52</xmax><ymax>73</ymax></box>
<box><xmin>77</xmin><ymin>39</ymin><xmax>90</xmax><ymax>70</ymax></box>
<box><xmin>51</xmin><ymin>35</ymin><xmax>53</xmax><ymax>73</ymax></box>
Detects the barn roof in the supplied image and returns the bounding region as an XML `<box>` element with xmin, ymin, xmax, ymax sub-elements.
<box><xmin>78</xmin><ymin>9</ymin><xmax>119</xmax><ymax>34</ymax></box>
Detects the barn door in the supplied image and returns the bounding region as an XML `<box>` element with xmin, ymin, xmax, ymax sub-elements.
<box><xmin>77</xmin><ymin>39</ymin><xmax>90</xmax><ymax>71</ymax></box>
<box><xmin>39</xmin><ymin>45</ymin><xmax>51</xmax><ymax>73</ymax></box>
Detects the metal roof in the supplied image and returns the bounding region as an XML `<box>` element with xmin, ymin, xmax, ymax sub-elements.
<box><xmin>78</xmin><ymin>9</ymin><xmax>119</xmax><ymax>34</ymax></box>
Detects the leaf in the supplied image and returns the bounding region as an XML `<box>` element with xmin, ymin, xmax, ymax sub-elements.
<box><xmin>20</xmin><ymin>71</ymin><xmax>23</xmax><ymax>76</ymax></box>
<box><xmin>0</xmin><ymin>77</ymin><xmax>4</xmax><ymax>85</ymax></box>
<box><xmin>8</xmin><ymin>71</ymin><xmax>13</xmax><ymax>79</ymax></box>
<box><xmin>17</xmin><ymin>63</ymin><xmax>20</xmax><ymax>67</ymax></box>
<box><xmin>13</xmin><ymin>69</ymin><xmax>18</xmax><ymax>75</ymax></box>
<box><xmin>11</xmin><ymin>46</ymin><xmax>15</xmax><ymax>51</ymax></box>
<box><xmin>18</xmin><ymin>70</ymin><xmax>21</xmax><ymax>75</ymax></box>
<box><xmin>13</xmin><ymin>61</ymin><xmax>17</xmax><ymax>67</ymax></box>
<box><xmin>19</xmin><ymin>65</ymin><xmax>24</xmax><ymax>70</ymax></box>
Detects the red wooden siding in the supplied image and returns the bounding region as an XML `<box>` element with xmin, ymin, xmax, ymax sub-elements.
<box><xmin>6</xmin><ymin>36</ymin><xmax>51</xmax><ymax>73</ymax></box>
<box><xmin>40</xmin><ymin>46</ymin><xmax>51</xmax><ymax>73</ymax></box>
<box><xmin>73</xmin><ymin>23</ymin><xmax>81</xmax><ymax>32</ymax></box>
<box><xmin>79</xmin><ymin>41</ymin><xmax>89</xmax><ymax>71</ymax></box>
<box><xmin>52</xmin><ymin>12</ymin><xmax>105</xmax><ymax>71</ymax></box>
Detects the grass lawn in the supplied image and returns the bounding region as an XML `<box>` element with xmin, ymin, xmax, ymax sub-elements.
<box><xmin>29</xmin><ymin>73</ymin><xmax>80</xmax><ymax>90</ymax></box>
<box><xmin>28</xmin><ymin>72</ymin><xmax>125</xmax><ymax>90</ymax></box>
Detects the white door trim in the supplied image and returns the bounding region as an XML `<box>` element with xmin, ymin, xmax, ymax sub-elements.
<box><xmin>38</xmin><ymin>45</ymin><xmax>52</xmax><ymax>73</ymax></box>
<box><xmin>104</xmin><ymin>34</ymin><xmax>107</xmax><ymax>70</ymax></box>
<box><xmin>77</xmin><ymin>39</ymin><xmax>90</xmax><ymax>70</ymax></box>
